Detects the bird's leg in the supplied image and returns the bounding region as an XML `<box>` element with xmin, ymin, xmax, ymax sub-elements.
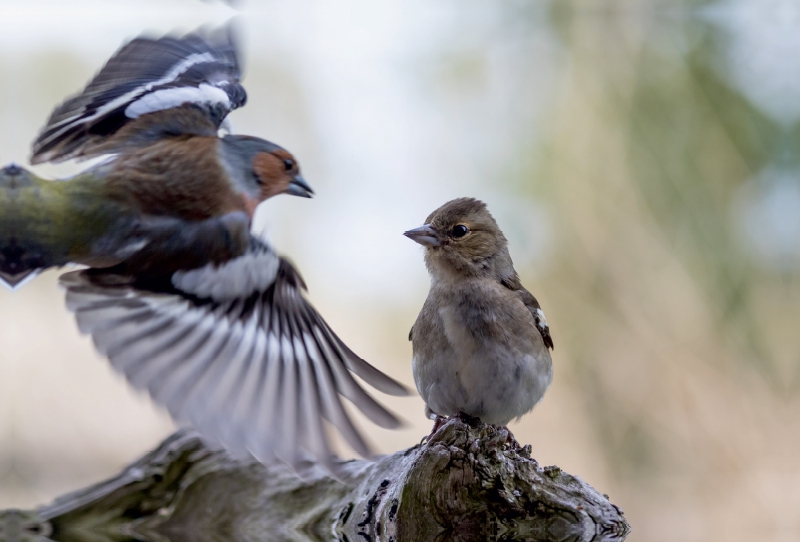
<box><xmin>430</xmin><ymin>415</ymin><xmax>447</xmax><ymax>436</ymax></box>
<box><xmin>420</xmin><ymin>415</ymin><xmax>448</xmax><ymax>444</ymax></box>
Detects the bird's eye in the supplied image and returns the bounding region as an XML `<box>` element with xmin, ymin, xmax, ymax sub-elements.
<box><xmin>452</xmin><ymin>224</ymin><xmax>469</xmax><ymax>238</ymax></box>
<box><xmin>283</xmin><ymin>158</ymin><xmax>294</xmax><ymax>171</ymax></box>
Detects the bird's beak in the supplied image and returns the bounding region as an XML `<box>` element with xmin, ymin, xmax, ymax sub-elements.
<box><xmin>284</xmin><ymin>174</ymin><xmax>314</xmax><ymax>198</ymax></box>
<box><xmin>403</xmin><ymin>224</ymin><xmax>440</xmax><ymax>247</ymax></box>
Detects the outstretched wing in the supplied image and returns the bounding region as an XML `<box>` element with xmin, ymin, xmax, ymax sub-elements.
<box><xmin>60</xmin><ymin>238</ymin><xmax>408</xmax><ymax>474</ymax></box>
<box><xmin>32</xmin><ymin>27</ymin><xmax>246</xmax><ymax>164</ymax></box>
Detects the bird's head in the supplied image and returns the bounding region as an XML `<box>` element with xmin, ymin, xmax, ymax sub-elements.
<box><xmin>404</xmin><ymin>197</ymin><xmax>512</xmax><ymax>280</ymax></box>
<box><xmin>220</xmin><ymin>135</ymin><xmax>313</xmax><ymax>216</ymax></box>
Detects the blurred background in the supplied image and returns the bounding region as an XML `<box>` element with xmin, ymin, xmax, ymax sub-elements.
<box><xmin>0</xmin><ymin>0</ymin><xmax>797</xmax><ymax>540</ymax></box>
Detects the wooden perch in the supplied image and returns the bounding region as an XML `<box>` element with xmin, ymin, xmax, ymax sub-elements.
<box><xmin>9</xmin><ymin>418</ymin><xmax>629</xmax><ymax>542</ymax></box>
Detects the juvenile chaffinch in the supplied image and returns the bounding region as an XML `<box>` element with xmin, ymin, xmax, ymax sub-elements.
<box><xmin>405</xmin><ymin>198</ymin><xmax>553</xmax><ymax>432</ymax></box>
<box><xmin>0</xmin><ymin>28</ymin><xmax>409</xmax><ymax>473</ymax></box>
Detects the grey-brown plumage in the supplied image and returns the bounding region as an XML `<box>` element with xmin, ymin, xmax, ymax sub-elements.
<box><xmin>404</xmin><ymin>198</ymin><xmax>553</xmax><ymax>427</ymax></box>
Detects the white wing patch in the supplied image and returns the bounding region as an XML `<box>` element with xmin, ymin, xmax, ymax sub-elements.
<box><xmin>535</xmin><ymin>308</ymin><xmax>549</xmax><ymax>330</ymax></box>
<box><xmin>125</xmin><ymin>83</ymin><xmax>232</xmax><ymax>119</ymax></box>
<box><xmin>171</xmin><ymin>249</ymin><xmax>280</xmax><ymax>300</ymax></box>
<box><xmin>40</xmin><ymin>52</ymin><xmax>223</xmax><ymax>146</ymax></box>
<box><xmin>153</xmin><ymin>52</ymin><xmax>220</xmax><ymax>91</ymax></box>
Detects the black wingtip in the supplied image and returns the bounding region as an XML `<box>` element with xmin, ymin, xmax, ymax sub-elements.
<box><xmin>543</xmin><ymin>331</ymin><xmax>554</xmax><ymax>350</ymax></box>
<box><xmin>31</xmin><ymin>23</ymin><xmax>247</xmax><ymax>164</ymax></box>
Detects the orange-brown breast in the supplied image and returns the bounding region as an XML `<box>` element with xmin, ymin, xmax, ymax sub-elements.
<box><xmin>103</xmin><ymin>136</ymin><xmax>247</xmax><ymax>221</ymax></box>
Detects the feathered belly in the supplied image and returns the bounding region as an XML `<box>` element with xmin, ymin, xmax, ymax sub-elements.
<box><xmin>413</xmin><ymin>306</ymin><xmax>552</xmax><ymax>425</ymax></box>
<box><xmin>414</xmin><ymin>351</ymin><xmax>550</xmax><ymax>426</ymax></box>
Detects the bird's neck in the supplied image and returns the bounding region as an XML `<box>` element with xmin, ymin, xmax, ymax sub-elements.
<box><xmin>425</xmin><ymin>254</ymin><xmax>487</xmax><ymax>288</ymax></box>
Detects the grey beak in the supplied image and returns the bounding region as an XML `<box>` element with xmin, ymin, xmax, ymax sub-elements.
<box><xmin>285</xmin><ymin>174</ymin><xmax>314</xmax><ymax>198</ymax></box>
<box><xmin>403</xmin><ymin>224</ymin><xmax>440</xmax><ymax>247</ymax></box>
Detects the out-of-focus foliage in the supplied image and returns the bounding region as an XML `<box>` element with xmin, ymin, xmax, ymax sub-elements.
<box><xmin>526</xmin><ymin>2</ymin><xmax>800</xmax><ymax>540</ymax></box>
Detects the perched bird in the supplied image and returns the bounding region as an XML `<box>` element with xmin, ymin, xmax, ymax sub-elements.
<box><xmin>0</xmin><ymin>28</ymin><xmax>408</xmax><ymax>473</ymax></box>
<box><xmin>404</xmin><ymin>198</ymin><xmax>553</xmax><ymax>433</ymax></box>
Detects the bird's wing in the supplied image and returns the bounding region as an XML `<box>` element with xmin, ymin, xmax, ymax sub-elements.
<box><xmin>60</xmin><ymin>237</ymin><xmax>408</xmax><ymax>474</ymax></box>
<box><xmin>502</xmin><ymin>277</ymin><xmax>554</xmax><ymax>350</ymax></box>
<box><xmin>32</xmin><ymin>27</ymin><xmax>246</xmax><ymax>164</ymax></box>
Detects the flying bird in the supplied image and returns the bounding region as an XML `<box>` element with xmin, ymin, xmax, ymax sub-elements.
<box><xmin>405</xmin><ymin>198</ymin><xmax>553</xmax><ymax>434</ymax></box>
<box><xmin>0</xmin><ymin>28</ymin><xmax>408</xmax><ymax>474</ymax></box>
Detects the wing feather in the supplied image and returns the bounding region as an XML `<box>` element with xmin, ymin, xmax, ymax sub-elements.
<box><xmin>32</xmin><ymin>27</ymin><xmax>245</xmax><ymax>164</ymax></box>
<box><xmin>248</xmin><ymin>328</ymin><xmax>286</xmax><ymax>463</ymax></box>
<box><xmin>127</xmin><ymin>311</ymin><xmax>216</xmax><ymax>378</ymax></box>
<box><xmin>148</xmin><ymin>315</ymin><xmax>232</xmax><ymax>407</ymax></box>
<box><xmin>169</xmin><ymin>317</ymin><xmax>247</xmax><ymax>421</ymax></box>
<box><xmin>300</xmin><ymin>322</ymin><xmax>372</xmax><ymax>458</ymax></box>
<box><xmin>501</xmin><ymin>276</ymin><xmax>555</xmax><ymax>350</ymax></box>
<box><xmin>295</xmin><ymin>337</ymin><xmax>336</xmax><ymax>472</ymax></box>
<box><xmin>59</xmin><ymin>239</ymin><xmax>408</xmax><ymax>472</ymax></box>
<box><xmin>190</xmin><ymin>311</ymin><xmax>260</xmax><ymax>426</ymax></box>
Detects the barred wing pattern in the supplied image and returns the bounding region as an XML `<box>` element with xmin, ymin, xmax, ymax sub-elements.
<box><xmin>60</xmin><ymin>239</ymin><xmax>408</xmax><ymax>473</ymax></box>
<box><xmin>32</xmin><ymin>27</ymin><xmax>246</xmax><ymax>164</ymax></box>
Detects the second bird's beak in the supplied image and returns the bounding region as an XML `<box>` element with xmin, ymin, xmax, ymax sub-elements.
<box><xmin>403</xmin><ymin>224</ymin><xmax>441</xmax><ymax>247</ymax></box>
<box><xmin>285</xmin><ymin>175</ymin><xmax>314</xmax><ymax>198</ymax></box>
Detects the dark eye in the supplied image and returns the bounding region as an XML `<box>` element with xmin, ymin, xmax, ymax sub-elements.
<box><xmin>283</xmin><ymin>158</ymin><xmax>295</xmax><ymax>171</ymax></box>
<box><xmin>452</xmin><ymin>224</ymin><xmax>469</xmax><ymax>238</ymax></box>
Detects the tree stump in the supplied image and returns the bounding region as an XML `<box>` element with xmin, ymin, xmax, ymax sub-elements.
<box><xmin>8</xmin><ymin>418</ymin><xmax>629</xmax><ymax>542</ymax></box>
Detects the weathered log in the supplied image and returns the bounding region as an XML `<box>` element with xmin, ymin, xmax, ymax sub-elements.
<box><xmin>8</xmin><ymin>418</ymin><xmax>629</xmax><ymax>542</ymax></box>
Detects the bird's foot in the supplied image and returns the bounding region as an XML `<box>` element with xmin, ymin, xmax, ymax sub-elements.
<box><xmin>420</xmin><ymin>412</ymin><xmax>485</xmax><ymax>445</ymax></box>
<box><xmin>420</xmin><ymin>415</ymin><xmax>448</xmax><ymax>445</ymax></box>
<box><xmin>430</xmin><ymin>415</ymin><xmax>448</xmax><ymax>436</ymax></box>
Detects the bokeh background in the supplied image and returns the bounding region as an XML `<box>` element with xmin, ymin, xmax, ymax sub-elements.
<box><xmin>1</xmin><ymin>1</ymin><xmax>798</xmax><ymax>540</ymax></box>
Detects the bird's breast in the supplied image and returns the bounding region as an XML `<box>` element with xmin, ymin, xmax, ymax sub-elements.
<box><xmin>412</xmin><ymin>284</ymin><xmax>552</xmax><ymax>424</ymax></box>
<box><xmin>438</xmin><ymin>305</ymin><xmax>478</xmax><ymax>357</ymax></box>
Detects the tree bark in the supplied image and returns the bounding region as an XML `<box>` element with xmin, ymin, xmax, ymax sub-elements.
<box><xmin>9</xmin><ymin>418</ymin><xmax>630</xmax><ymax>542</ymax></box>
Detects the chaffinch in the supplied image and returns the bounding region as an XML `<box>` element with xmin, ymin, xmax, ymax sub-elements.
<box><xmin>0</xmin><ymin>28</ymin><xmax>409</xmax><ymax>473</ymax></box>
<box><xmin>1</xmin><ymin>27</ymin><xmax>313</xmax><ymax>286</ymax></box>
<box><xmin>405</xmin><ymin>198</ymin><xmax>553</xmax><ymax>432</ymax></box>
